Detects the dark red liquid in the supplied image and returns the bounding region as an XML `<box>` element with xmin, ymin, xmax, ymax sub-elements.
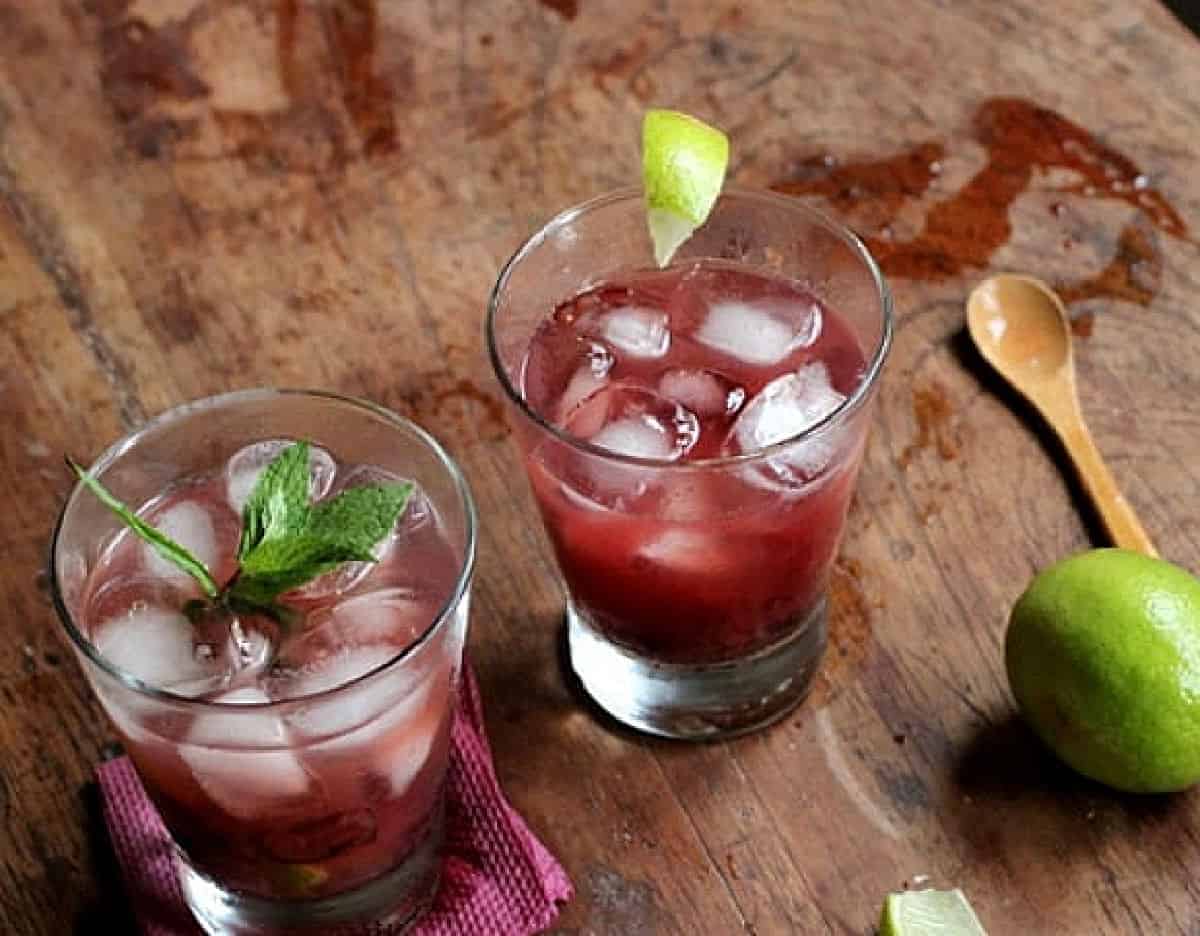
<box><xmin>520</xmin><ymin>261</ymin><xmax>870</xmax><ymax>663</ymax></box>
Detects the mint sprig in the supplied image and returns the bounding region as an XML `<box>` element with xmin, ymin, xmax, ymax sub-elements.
<box><xmin>68</xmin><ymin>459</ymin><xmax>221</xmax><ymax>599</ymax></box>
<box><xmin>69</xmin><ymin>443</ymin><xmax>413</xmax><ymax>622</ymax></box>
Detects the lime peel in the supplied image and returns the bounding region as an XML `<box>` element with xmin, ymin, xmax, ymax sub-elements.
<box><xmin>642</xmin><ymin>109</ymin><xmax>730</xmax><ymax>267</ymax></box>
<box><xmin>880</xmin><ymin>888</ymin><xmax>989</xmax><ymax>936</ymax></box>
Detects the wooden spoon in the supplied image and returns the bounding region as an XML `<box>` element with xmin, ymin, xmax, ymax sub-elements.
<box><xmin>966</xmin><ymin>273</ymin><xmax>1157</xmax><ymax>557</ymax></box>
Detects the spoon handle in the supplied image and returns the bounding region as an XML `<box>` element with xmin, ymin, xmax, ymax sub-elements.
<box><xmin>1055</xmin><ymin>420</ymin><xmax>1158</xmax><ymax>557</ymax></box>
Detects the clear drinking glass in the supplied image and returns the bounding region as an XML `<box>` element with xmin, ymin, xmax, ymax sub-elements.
<box><xmin>487</xmin><ymin>188</ymin><xmax>892</xmax><ymax>739</ymax></box>
<box><xmin>50</xmin><ymin>389</ymin><xmax>477</xmax><ymax>935</ymax></box>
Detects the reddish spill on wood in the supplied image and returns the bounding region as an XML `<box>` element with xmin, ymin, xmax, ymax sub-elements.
<box><xmin>898</xmin><ymin>380</ymin><xmax>958</xmax><ymax>469</ymax></box>
<box><xmin>771</xmin><ymin>97</ymin><xmax>1190</xmax><ymax>308</ymax></box>
<box><xmin>322</xmin><ymin>0</ymin><xmax>398</xmax><ymax>156</ymax></box>
<box><xmin>276</xmin><ymin>0</ymin><xmax>302</xmax><ymax>99</ymax></box>
<box><xmin>808</xmin><ymin>556</ymin><xmax>872</xmax><ymax>708</ymax></box>
<box><xmin>1070</xmin><ymin>312</ymin><xmax>1095</xmax><ymax>338</ymax></box>
<box><xmin>773</xmin><ymin>142</ymin><xmax>946</xmax><ymax>219</ymax></box>
<box><xmin>98</xmin><ymin>16</ymin><xmax>208</xmax><ymax>120</ymax></box>
<box><xmin>1057</xmin><ymin>221</ymin><xmax>1160</xmax><ymax>307</ymax></box>
<box><xmin>538</xmin><ymin>0</ymin><xmax>579</xmax><ymax>20</ymax></box>
<box><xmin>591</xmin><ymin>37</ymin><xmax>650</xmax><ymax>92</ymax></box>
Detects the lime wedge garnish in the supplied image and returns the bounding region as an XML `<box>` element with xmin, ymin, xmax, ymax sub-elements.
<box><xmin>880</xmin><ymin>889</ymin><xmax>989</xmax><ymax>936</ymax></box>
<box><xmin>642</xmin><ymin>109</ymin><xmax>729</xmax><ymax>267</ymax></box>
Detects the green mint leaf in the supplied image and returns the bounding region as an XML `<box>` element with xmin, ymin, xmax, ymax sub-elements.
<box><xmin>232</xmin><ymin>534</ymin><xmax>375</xmax><ymax>605</ymax></box>
<box><xmin>308</xmin><ymin>482</ymin><xmax>413</xmax><ymax>555</ymax></box>
<box><xmin>238</xmin><ymin>441</ymin><xmax>312</xmax><ymax>560</ymax></box>
<box><xmin>67</xmin><ymin>458</ymin><xmax>220</xmax><ymax>599</ymax></box>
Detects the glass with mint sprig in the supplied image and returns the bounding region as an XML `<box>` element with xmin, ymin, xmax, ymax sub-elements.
<box><xmin>69</xmin><ymin>441</ymin><xmax>412</xmax><ymax>663</ymax></box>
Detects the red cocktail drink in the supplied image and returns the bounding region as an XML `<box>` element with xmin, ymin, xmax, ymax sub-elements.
<box><xmin>488</xmin><ymin>190</ymin><xmax>891</xmax><ymax>738</ymax></box>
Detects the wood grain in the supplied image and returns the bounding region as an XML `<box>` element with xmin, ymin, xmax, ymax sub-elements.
<box><xmin>1</xmin><ymin>1</ymin><xmax>1198</xmax><ymax>933</ymax></box>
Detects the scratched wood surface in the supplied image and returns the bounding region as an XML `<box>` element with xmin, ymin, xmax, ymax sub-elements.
<box><xmin>2</xmin><ymin>1</ymin><xmax>1199</xmax><ymax>933</ymax></box>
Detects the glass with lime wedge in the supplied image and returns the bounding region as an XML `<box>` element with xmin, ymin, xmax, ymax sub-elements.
<box><xmin>486</xmin><ymin>109</ymin><xmax>892</xmax><ymax>739</ymax></box>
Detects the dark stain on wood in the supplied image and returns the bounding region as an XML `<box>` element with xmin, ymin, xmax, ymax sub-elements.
<box><xmin>1058</xmin><ymin>220</ymin><xmax>1161</xmax><ymax>307</ymax></box>
<box><xmin>899</xmin><ymin>379</ymin><xmax>959</xmax><ymax>468</ymax></box>
<box><xmin>591</xmin><ymin>37</ymin><xmax>651</xmax><ymax>93</ymax></box>
<box><xmin>321</xmin><ymin>0</ymin><xmax>401</xmax><ymax>157</ymax></box>
<box><xmin>773</xmin><ymin>142</ymin><xmax>945</xmax><ymax>220</ymax></box>
<box><xmin>0</xmin><ymin>4</ymin><xmax>50</xmax><ymax>55</ymax></box>
<box><xmin>1070</xmin><ymin>311</ymin><xmax>1096</xmax><ymax>338</ymax></box>
<box><xmin>97</xmin><ymin>14</ymin><xmax>209</xmax><ymax>121</ymax></box>
<box><xmin>276</xmin><ymin>0</ymin><xmax>303</xmax><ymax>100</ymax></box>
<box><xmin>873</xmin><ymin>763</ymin><xmax>930</xmax><ymax>816</ymax></box>
<box><xmin>538</xmin><ymin>0</ymin><xmax>580</xmax><ymax>21</ymax></box>
<box><xmin>808</xmin><ymin>556</ymin><xmax>872</xmax><ymax>708</ymax></box>
<box><xmin>128</xmin><ymin>116</ymin><xmax>198</xmax><ymax>159</ymax></box>
<box><xmin>773</xmin><ymin>97</ymin><xmax>1189</xmax><ymax>303</ymax></box>
<box><xmin>147</xmin><ymin>271</ymin><xmax>211</xmax><ymax>346</ymax></box>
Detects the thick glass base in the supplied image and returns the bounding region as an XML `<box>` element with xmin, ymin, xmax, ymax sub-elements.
<box><xmin>179</xmin><ymin>821</ymin><xmax>442</xmax><ymax>936</ymax></box>
<box><xmin>567</xmin><ymin>598</ymin><xmax>827</xmax><ymax>740</ymax></box>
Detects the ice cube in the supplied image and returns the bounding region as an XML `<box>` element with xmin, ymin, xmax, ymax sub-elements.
<box><xmin>729</xmin><ymin>363</ymin><xmax>847</xmax><ymax>488</ymax></box>
<box><xmin>733</xmin><ymin>363</ymin><xmax>844</xmax><ymax>452</ymax></box>
<box><xmin>636</xmin><ymin>528</ymin><xmax>734</xmax><ymax>577</ymax></box>
<box><xmin>282</xmin><ymin>638</ymin><xmax>440</xmax><ymax>794</ymax></box>
<box><xmin>182</xmin><ymin>686</ymin><xmax>311</xmax><ymax>817</ymax></box>
<box><xmin>658</xmin><ymin>368</ymin><xmax>746</xmax><ymax>417</ymax></box>
<box><xmin>225</xmin><ymin>439</ymin><xmax>336</xmax><ymax>515</ymax></box>
<box><xmin>556</xmin><ymin>341</ymin><xmax>614</xmax><ymax>425</ymax></box>
<box><xmin>380</xmin><ymin>707</ymin><xmax>439</xmax><ymax>795</ymax></box>
<box><xmin>303</xmin><ymin>588</ymin><xmax>432</xmax><ymax>651</ymax></box>
<box><xmin>558</xmin><ymin>385</ymin><xmax>701</xmax><ymax>510</ymax></box>
<box><xmin>142</xmin><ymin>500</ymin><xmax>220</xmax><ymax>585</ymax></box>
<box><xmin>695</xmin><ymin>300</ymin><xmax>820</xmax><ymax>366</ymax></box>
<box><xmin>658</xmin><ymin>476</ymin><xmax>719</xmax><ymax>524</ymax></box>
<box><xmin>601</xmin><ymin>307</ymin><xmax>670</xmax><ymax>358</ymax></box>
<box><xmin>572</xmin><ymin>386</ymin><xmax>699</xmax><ymax>461</ymax></box>
<box><xmin>591</xmin><ymin>418</ymin><xmax>676</xmax><ymax>460</ymax></box>
<box><xmin>282</xmin><ymin>644</ymin><xmax>402</xmax><ymax>740</ymax></box>
<box><xmin>93</xmin><ymin>602</ymin><xmax>224</xmax><ymax>695</ymax></box>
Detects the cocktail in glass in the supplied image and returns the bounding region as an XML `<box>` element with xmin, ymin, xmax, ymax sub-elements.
<box><xmin>50</xmin><ymin>389</ymin><xmax>476</xmax><ymax>935</ymax></box>
<box><xmin>487</xmin><ymin>189</ymin><xmax>891</xmax><ymax>739</ymax></box>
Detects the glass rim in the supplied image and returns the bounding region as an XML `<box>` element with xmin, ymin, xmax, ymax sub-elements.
<box><xmin>485</xmin><ymin>185</ymin><xmax>894</xmax><ymax>470</ymax></box>
<box><xmin>48</xmin><ymin>387</ymin><xmax>479</xmax><ymax>711</ymax></box>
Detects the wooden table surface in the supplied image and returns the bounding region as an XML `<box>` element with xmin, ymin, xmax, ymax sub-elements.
<box><xmin>3</xmin><ymin>1</ymin><xmax>1199</xmax><ymax>933</ymax></box>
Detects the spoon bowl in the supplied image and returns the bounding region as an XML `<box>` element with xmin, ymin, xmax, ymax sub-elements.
<box><xmin>967</xmin><ymin>274</ymin><xmax>1072</xmax><ymax>388</ymax></box>
<box><xmin>966</xmin><ymin>273</ymin><xmax>1157</xmax><ymax>557</ymax></box>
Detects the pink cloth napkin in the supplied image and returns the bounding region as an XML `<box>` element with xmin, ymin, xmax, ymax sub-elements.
<box><xmin>96</xmin><ymin>667</ymin><xmax>572</xmax><ymax>935</ymax></box>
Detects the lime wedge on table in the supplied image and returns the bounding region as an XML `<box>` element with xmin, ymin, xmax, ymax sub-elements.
<box><xmin>880</xmin><ymin>888</ymin><xmax>989</xmax><ymax>936</ymax></box>
<box><xmin>642</xmin><ymin>109</ymin><xmax>729</xmax><ymax>267</ymax></box>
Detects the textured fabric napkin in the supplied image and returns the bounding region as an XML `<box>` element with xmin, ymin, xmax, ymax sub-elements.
<box><xmin>96</xmin><ymin>667</ymin><xmax>572</xmax><ymax>935</ymax></box>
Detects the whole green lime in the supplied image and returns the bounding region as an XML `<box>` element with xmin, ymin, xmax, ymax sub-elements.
<box><xmin>1006</xmin><ymin>548</ymin><xmax>1200</xmax><ymax>793</ymax></box>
